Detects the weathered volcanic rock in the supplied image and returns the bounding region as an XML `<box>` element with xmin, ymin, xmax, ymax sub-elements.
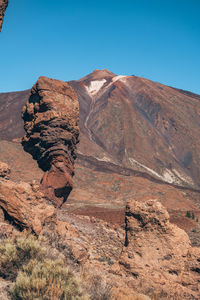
<box><xmin>0</xmin><ymin>162</ymin><xmax>10</xmax><ymax>179</ymax></box>
<box><xmin>0</xmin><ymin>0</ymin><xmax>8</xmax><ymax>31</ymax></box>
<box><xmin>119</xmin><ymin>199</ymin><xmax>200</xmax><ymax>299</ymax></box>
<box><xmin>0</xmin><ymin>178</ymin><xmax>55</xmax><ymax>235</ymax></box>
<box><xmin>22</xmin><ymin>76</ymin><xmax>79</xmax><ymax>207</ymax></box>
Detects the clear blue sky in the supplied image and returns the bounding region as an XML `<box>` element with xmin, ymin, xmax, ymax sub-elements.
<box><xmin>0</xmin><ymin>0</ymin><xmax>200</xmax><ymax>93</ymax></box>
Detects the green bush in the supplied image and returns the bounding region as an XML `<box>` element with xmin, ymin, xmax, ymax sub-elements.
<box><xmin>11</xmin><ymin>259</ymin><xmax>88</xmax><ymax>300</ymax></box>
<box><xmin>186</xmin><ymin>211</ymin><xmax>191</xmax><ymax>218</ymax></box>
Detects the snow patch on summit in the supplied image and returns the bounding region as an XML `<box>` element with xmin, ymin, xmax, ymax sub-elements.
<box><xmin>112</xmin><ymin>75</ymin><xmax>127</xmax><ymax>82</ymax></box>
<box><xmin>85</xmin><ymin>79</ymin><xmax>106</xmax><ymax>95</ymax></box>
<box><xmin>85</xmin><ymin>75</ymin><xmax>129</xmax><ymax>97</ymax></box>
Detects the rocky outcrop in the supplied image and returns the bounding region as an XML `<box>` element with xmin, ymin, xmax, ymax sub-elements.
<box><xmin>120</xmin><ymin>199</ymin><xmax>200</xmax><ymax>299</ymax></box>
<box><xmin>22</xmin><ymin>76</ymin><xmax>79</xmax><ymax>207</ymax></box>
<box><xmin>0</xmin><ymin>176</ymin><xmax>55</xmax><ymax>235</ymax></box>
<box><xmin>0</xmin><ymin>162</ymin><xmax>10</xmax><ymax>179</ymax></box>
<box><xmin>0</xmin><ymin>0</ymin><xmax>8</xmax><ymax>31</ymax></box>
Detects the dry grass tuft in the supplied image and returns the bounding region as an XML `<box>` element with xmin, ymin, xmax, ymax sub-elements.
<box><xmin>0</xmin><ymin>235</ymin><xmax>45</xmax><ymax>280</ymax></box>
<box><xmin>10</xmin><ymin>259</ymin><xmax>88</xmax><ymax>300</ymax></box>
<box><xmin>0</xmin><ymin>234</ymin><xmax>89</xmax><ymax>300</ymax></box>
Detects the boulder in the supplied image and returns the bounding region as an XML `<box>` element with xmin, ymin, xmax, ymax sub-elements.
<box><xmin>0</xmin><ymin>162</ymin><xmax>10</xmax><ymax>179</ymax></box>
<box><xmin>120</xmin><ymin>199</ymin><xmax>200</xmax><ymax>299</ymax></box>
<box><xmin>0</xmin><ymin>180</ymin><xmax>55</xmax><ymax>234</ymax></box>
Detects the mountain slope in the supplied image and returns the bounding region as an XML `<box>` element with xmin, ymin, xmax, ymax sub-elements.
<box><xmin>69</xmin><ymin>69</ymin><xmax>200</xmax><ymax>190</ymax></box>
<box><xmin>2</xmin><ymin>69</ymin><xmax>200</xmax><ymax>191</ymax></box>
<box><xmin>0</xmin><ymin>90</ymin><xmax>29</xmax><ymax>140</ymax></box>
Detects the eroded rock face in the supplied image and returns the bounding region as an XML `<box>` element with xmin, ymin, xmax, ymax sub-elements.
<box><xmin>0</xmin><ymin>162</ymin><xmax>10</xmax><ymax>179</ymax></box>
<box><xmin>0</xmin><ymin>0</ymin><xmax>8</xmax><ymax>31</ymax></box>
<box><xmin>120</xmin><ymin>199</ymin><xmax>200</xmax><ymax>299</ymax></box>
<box><xmin>22</xmin><ymin>76</ymin><xmax>79</xmax><ymax>207</ymax></box>
<box><xmin>0</xmin><ymin>178</ymin><xmax>55</xmax><ymax>235</ymax></box>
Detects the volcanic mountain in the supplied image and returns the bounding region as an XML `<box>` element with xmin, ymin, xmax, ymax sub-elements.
<box><xmin>1</xmin><ymin>71</ymin><xmax>200</xmax><ymax>299</ymax></box>
<box><xmin>69</xmin><ymin>69</ymin><xmax>200</xmax><ymax>190</ymax></box>
<box><xmin>2</xmin><ymin>69</ymin><xmax>200</xmax><ymax>188</ymax></box>
<box><xmin>0</xmin><ymin>69</ymin><xmax>200</xmax><ymax>236</ymax></box>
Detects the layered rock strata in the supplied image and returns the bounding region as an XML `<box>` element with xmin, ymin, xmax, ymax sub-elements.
<box><xmin>0</xmin><ymin>0</ymin><xmax>8</xmax><ymax>31</ymax></box>
<box><xmin>22</xmin><ymin>76</ymin><xmax>79</xmax><ymax>207</ymax></box>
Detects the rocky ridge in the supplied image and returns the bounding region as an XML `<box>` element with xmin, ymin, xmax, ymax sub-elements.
<box><xmin>0</xmin><ymin>0</ymin><xmax>8</xmax><ymax>31</ymax></box>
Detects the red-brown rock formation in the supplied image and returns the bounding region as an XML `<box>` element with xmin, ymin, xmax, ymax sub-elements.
<box><xmin>22</xmin><ymin>76</ymin><xmax>79</xmax><ymax>207</ymax></box>
<box><xmin>0</xmin><ymin>0</ymin><xmax>8</xmax><ymax>31</ymax></box>
<box><xmin>0</xmin><ymin>161</ymin><xmax>55</xmax><ymax>234</ymax></box>
<box><xmin>119</xmin><ymin>199</ymin><xmax>200</xmax><ymax>299</ymax></box>
<box><xmin>0</xmin><ymin>162</ymin><xmax>10</xmax><ymax>179</ymax></box>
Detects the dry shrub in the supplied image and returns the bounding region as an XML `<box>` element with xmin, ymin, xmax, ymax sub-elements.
<box><xmin>0</xmin><ymin>235</ymin><xmax>45</xmax><ymax>280</ymax></box>
<box><xmin>0</xmin><ymin>235</ymin><xmax>89</xmax><ymax>300</ymax></box>
<box><xmin>10</xmin><ymin>259</ymin><xmax>88</xmax><ymax>300</ymax></box>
